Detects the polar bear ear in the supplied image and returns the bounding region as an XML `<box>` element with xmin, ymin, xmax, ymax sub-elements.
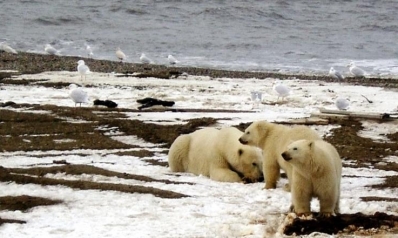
<box><xmin>238</xmin><ymin>149</ymin><xmax>243</xmax><ymax>156</ymax></box>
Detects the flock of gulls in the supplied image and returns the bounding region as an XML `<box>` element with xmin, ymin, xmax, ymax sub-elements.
<box><xmin>327</xmin><ymin>63</ymin><xmax>368</xmax><ymax>110</ymax></box>
<box><xmin>1</xmin><ymin>41</ymin><xmax>371</xmax><ymax>111</ymax></box>
<box><xmin>329</xmin><ymin>62</ymin><xmax>367</xmax><ymax>80</ymax></box>
<box><xmin>0</xmin><ymin>42</ymin><xmax>180</xmax><ymax>108</ymax></box>
<box><xmin>69</xmin><ymin>46</ymin><xmax>178</xmax><ymax>108</ymax></box>
<box><xmin>269</xmin><ymin>80</ymin><xmax>350</xmax><ymax>110</ymax></box>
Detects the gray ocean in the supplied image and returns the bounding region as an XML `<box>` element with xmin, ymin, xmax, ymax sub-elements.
<box><xmin>1</xmin><ymin>0</ymin><xmax>398</xmax><ymax>75</ymax></box>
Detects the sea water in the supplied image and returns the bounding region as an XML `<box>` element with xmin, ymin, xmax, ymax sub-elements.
<box><xmin>1</xmin><ymin>0</ymin><xmax>398</xmax><ymax>76</ymax></box>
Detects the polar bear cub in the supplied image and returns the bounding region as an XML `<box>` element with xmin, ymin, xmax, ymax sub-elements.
<box><xmin>168</xmin><ymin>127</ymin><xmax>263</xmax><ymax>183</ymax></box>
<box><xmin>281</xmin><ymin>139</ymin><xmax>342</xmax><ymax>217</ymax></box>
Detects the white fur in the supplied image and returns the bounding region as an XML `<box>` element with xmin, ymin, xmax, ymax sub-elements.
<box><xmin>168</xmin><ymin>127</ymin><xmax>263</xmax><ymax>183</ymax></box>
<box><xmin>239</xmin><ymin>121</ymin><xmax>321</xmax><ymax>190</ymax></box>
<box><xmin>282</xmin><ymin>139</ymin><xmax>342</xmax><ymax>216</ymax></box>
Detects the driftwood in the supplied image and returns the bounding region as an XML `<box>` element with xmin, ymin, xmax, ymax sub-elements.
<box><xmin>137</xmin><ymin>108</ymin><xmax>254</xmax><ymax>113</ymax></box>
<box><xmin>312</xmin><ymin>108</ymin><xmax>398</xmax><ymax>121</ymax></box>
<box><xmin>278</xmin><ymin>117</ymin><xmax>329</xmax><ymax>125</ymax></box>
<box><xmin>0</xmin><ymin>217</ymin><xmax>26</xmax><ymax>225</ymax></box>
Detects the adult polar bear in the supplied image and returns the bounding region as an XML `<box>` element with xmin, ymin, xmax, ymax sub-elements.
<box><xmin>239</xmin><ymin>121</ymin><xmax>321</xmax><ymax>189</ymax></box>
<box><xmin>168</xmin><ymin>127</ymin><xmax>263</xmax><ymax>183</ymax></box>
<box><xmin>282</xmin><ymin>139</ymin><xmax>342</xmax><ymax>217</ymax></box>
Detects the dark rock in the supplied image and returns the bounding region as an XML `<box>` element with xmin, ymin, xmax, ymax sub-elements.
<box><xmin>93</xmin><ymin>99</ymin><xmax>118</xmax><ymax>108</ymax></box>
<box><xmin>0</xmin><ymin>72</ymin><xmax>12</xmax><ymax>80</ymax></box>
<box><xmin>136</xmin><ymin>97</ymin><xmax>175</xmax><ymax>110</ymax></box>
<box><xmin>1</xmin><ymin>101</ymin><xmax>16</xmax><ymax>107</ymax></box>
<box><xmin>284</xmin><ymin>212</ymin><xmax>398</xmax><ymax>235</ymax></box>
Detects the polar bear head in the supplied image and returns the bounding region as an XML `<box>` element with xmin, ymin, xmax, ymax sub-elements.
<box><xmin>231</xmin><ymin>146</ymin><xmax>263</xmax><ymax>183</ymax></box>
<box><xmin>238</xmin><ymin>121</ymin><xmax>272</xmax><ymax>147</ymax></box>
<box><xmin>281</xmin><ymin>139</ymin><xmax>314</xmax><ymax>171</ymax></box>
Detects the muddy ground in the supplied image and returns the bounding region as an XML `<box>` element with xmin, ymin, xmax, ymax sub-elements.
<box><xmin>1</xmin><ymin>52</ymin><xmax>398</xmax><ymax>236</ymax></box>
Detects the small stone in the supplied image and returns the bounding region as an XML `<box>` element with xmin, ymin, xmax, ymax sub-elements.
<box><xmin>348</xmin><ymin>224</ymin><xmax>356</xmax><ymax>231</ymax></box>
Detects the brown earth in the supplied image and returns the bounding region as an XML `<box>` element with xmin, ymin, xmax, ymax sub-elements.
<box><xmin>1</xmin><ymin>52</ymin><xmax>398</xmax><ymax>236</ymax></box>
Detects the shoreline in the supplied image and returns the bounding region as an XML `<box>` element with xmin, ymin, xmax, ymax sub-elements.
<box><xmin>0</xmin><ymin>52</ymin><xmax>398</xmax><ymax>88</ymax></box>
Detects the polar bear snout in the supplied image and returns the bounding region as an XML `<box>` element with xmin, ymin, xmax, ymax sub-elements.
<box><xmin>238</xmin><ymin>137</ymin><xmax>248</xmax><ymax>144</ymax></box>
<box><xmin>281</xmin><ymin>152</ymin><xmax>292</xmax><ymax>161</ymax></box>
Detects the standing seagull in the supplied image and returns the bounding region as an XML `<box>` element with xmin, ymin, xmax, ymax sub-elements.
<box><xmin>116</xmin><ymin>47</ymin><xmax>126</xmax><ymax>62</ymax></box>
<box><xmin>77</xmin><ymin>60</ymin><xmax>90</xmax><ymax>80</ymax></box>
<box><xmin>45</xmin><ymin>44</ymin><xmax>58</xmax><ymax>55</ymax></box>
<box><xmin>335</xmin><ymin>97</ymin><xmax>350</xmax><ymax>110</ymax></box>
<box><xmin>167</xmin><ymin>54</ymin><xmax>178</xmax><ymax>65</ymax></box>
<box><xmin>272</xmin><ymin>80</ymin><xmax>291</xmax><ymax>102</ymax></box>
<box><xmin>347</xmin><ymin>62</ymin><xmax>366</xmax><ymax>77</ymax></box>
<box><xmin>69</xmin><ymin>84</ymin><xmax>89</xmax><ymax>107</ymax></box>
<box><xmin>329</xmin><ymin>67</ymin><xmax>344</xmax><ymax>80</ymax></box>
<box><xmin>0</xmin><ymin>42</ymin><xmax>17</xmax><ymax>54</ymax></box>
<box><xmin>86</xmin><ymin>44</ymin><xmax>94</xmax><ymax>58</ymax></box>
<box><xmin>140</xmin><ymin>53</ymin><xmax>152</xmax><ymax>64</ymax></box>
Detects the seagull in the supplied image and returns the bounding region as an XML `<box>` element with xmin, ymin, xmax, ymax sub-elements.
<box><xmin>86</xmin><ymin>44</ymin><xmax>94</xmax><ymax>58</ymax></box>
<box><xmin>116</xmin><ymin>47</ymin><xmax>126</xmax><ymax>62</ymax></box>
<box><xmin>251</xmin><ymin>91</ymin><xmax>262</xmax><ymax>102</ymax></box>
<box><xmin>272</xmin><ymin>80</ymin><xmax>291</xmax><ymax>102</ymax></box>
<box><xmin>0</xmin><ymin>42</ymin><xmax>18</xmax><ymax>54</ymax></box>
<box><xmin>45</xmin><ymin>44</ymin><xmax>58</xmax><ymax>55</ymax></box>
<box><xmin>329</xmin><ymin>67</ymin><xmax>344</xmax><ymax>80</ymax></box>
<box><xmin>77</xmin><ymin>60</ymin><xmax>90</xmax><ymax>80</ymax></box>
<box><xmin>167</xmin><ymin>54</ymin><xmax>178</xmax><ymax>65</ymax></box>
<box><xmin>140</xmin><ymin>53</ymin><xmax>152</xmax><ymax>64</ymax></box>
<box><xmin>335</xmin><ymin>97</ymin><xmax>350</xmax><ymax>110</ymax></box>
<box><xmin>69</xmin><ymin>84</ymin><xmax>89</xmax><ymax>107</ymax></box>
<box><xmin>250</xmin><ymin>91</ymin><xmax>263</xmax><ymax>109</ymax></box>
<box><xmin>347</xmin><ymin>62</ymin><xmax>366</xmax><ymax>77</ymax></box>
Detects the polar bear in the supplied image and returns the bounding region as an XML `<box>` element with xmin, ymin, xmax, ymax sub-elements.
<box><xmin>168</xmin><ymin>127</ymin><xmax>263</xmax><ymax>183</ymax></box>
<box><xmin>281</xmin><ymin>139</ymin><xmax>342</xmax><ymax>217</ymax></box>
<box><xmin>238</xmin><ymin>121</ymin><xmax>321</xmax><ymax>189</ymax></box>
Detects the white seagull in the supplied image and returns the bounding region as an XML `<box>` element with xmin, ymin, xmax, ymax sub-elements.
<box><xmin>335</xmin><ymin>97</ymin><xmax>350</xmax><ymax>110</ymax></box>
<box><xmin>250</xmin><ymin>91</ymin><xmax>263</xmax><ymax>109</ymax></box>
<box><xmin>167</xmin><ymin>54</ymin><xmax>178</xmax><ymax>65</ymax></box>
<box><xmin>347</xmin><ymin>62</ymin><xmax>366</xmax><ymax>77</ymax></box>
<box><xmin>77</xmin><ymin>60</ymin><xmax>90</xmax><ymax>80</ymax></box>
<box><xmin>140</xmin><ymin>53</ymin><xmax>152</xmax><ymax>64</ymax></box>
<box><xmin>45</xmin><ymin>44</ymin><xmax>58</xmax><ymax>55</ymax></box>
<box><xmin>116</xmin><ymin>47</ymin><xmax>126</xmax><ymax>62</ymax></box>
<box><xmin>69</xmin><ymin>84</ymin><xmax>89</xmax><ymax>107</ymax></box>
<box><xmin>329</xmin><ymin>67</ymin><xmax>344</xmax><ymax>80</ymax></box>
<box><xmin>0</xmin><ymin>42</ymin><xmax>18</xmax><ymax>54</ymax></box>
<box><xmin>272</xmin><ymin>80</ymin><xmax>291</xmax><ymax>102</ymax></box>
<box><xmin>86</xmin><ymin>44</ymin><xmax>94</xmax><ymax>58</ymax></box>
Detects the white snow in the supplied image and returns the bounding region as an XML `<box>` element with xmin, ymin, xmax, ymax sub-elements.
<box><xmin>0</xmin><ymin>71</ymin><xmax>398</xmax><ymax>237</ymax></box>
